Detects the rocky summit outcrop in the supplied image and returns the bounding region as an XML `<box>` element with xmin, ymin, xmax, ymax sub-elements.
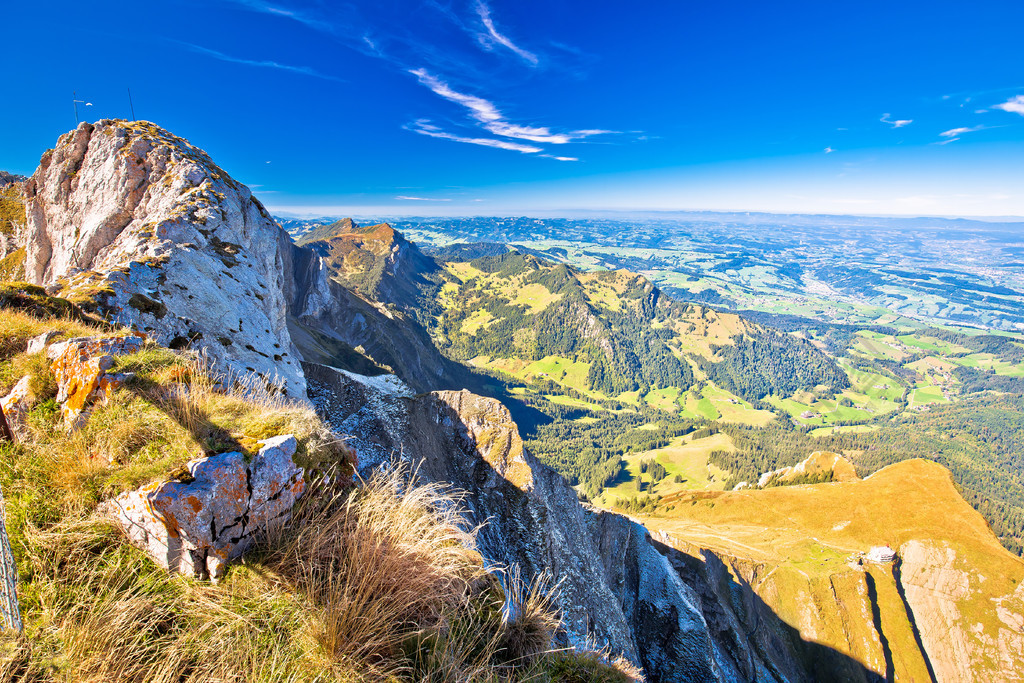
<box><xmin>109</xmin><ymin>434</ymin><xmax>304</xmax><ymax>580</ymax></box>
<box><xmin>19</xmin><ymin>120</ymin><xmax>472</xmax><ymax>400</ymax></box>
<box><xmin>23</xmin><ymin>120</ymin><xmax>304</xmax><ymax>396</ymax></box>
<box><xmin>295</xmin><ymin>218</ymin><xmax>441</xmax><ymax>311</ymax></box>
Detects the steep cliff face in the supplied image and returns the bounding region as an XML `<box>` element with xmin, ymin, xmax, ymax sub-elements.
<box><xmin>288</xmin><ymin>240</ymin><xmax>462</xmax><ymax>392</ymax></box>
<box><xmin>23</xmin><ymin>120</ymin><xmax>305</xmax><ymax>395</ymax></box>
<box><xmin>306</xmin><ymin>366</ymin><xmax>885</xmax><ymax>681</ymax></box>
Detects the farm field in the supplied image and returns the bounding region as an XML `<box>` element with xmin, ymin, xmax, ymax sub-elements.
<box><xmin>594</xmin><ymin>433</ymin><xmax>735</xmax><ymax>507</ymax></box>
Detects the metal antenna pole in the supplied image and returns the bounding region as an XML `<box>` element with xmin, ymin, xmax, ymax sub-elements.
<box><xmin>128</xmin><ymin>87</ymin><xmax>136</xmax><ymax>121</ymax></box>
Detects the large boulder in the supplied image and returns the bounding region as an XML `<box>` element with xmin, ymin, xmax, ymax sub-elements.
<box><xmin>1</xmin><ymin>375</ymin><xmax>34</xmax><ymax>439</ymax></box>
<box><xmin>108</xmin><ymin>434</ymin><xmax>304</xmax><ymax>579</ymax></box>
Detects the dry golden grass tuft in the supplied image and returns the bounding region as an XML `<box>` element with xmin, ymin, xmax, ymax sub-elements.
<box><xmin>0</xmin><ymin>459</ymin><xmax>630</xmax><ymax>682</ymax></box>
<box><xmin>496</xmin><ymin>568</ymin><xmax>561</xmax><ymax>667</ymax></box>
<box><xmin>261</xmin><ymin>466</ymin><xmax>487</xmax><ymax>677</ymax></box>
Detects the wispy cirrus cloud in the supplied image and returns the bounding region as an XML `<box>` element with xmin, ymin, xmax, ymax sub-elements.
<box><xmin>824</xmin><ymin>146</ymin><xmax>836</xmax><ymax>154</ymax></box>
<box><xmin>940</xmin><ymin>125</ymin><xmax>986</xmax><ymax>137</ymax></box>
<box><xmin>222</xmin><ymin>0</ymin><xmax>336</xmax><ymax>33</ymax></box>
<box><xmin>933</xmin><ymin>124</ymin><xmax>990</xmax><ymax>145</ymax></box>
<box><xmin>474</xmin><ymin>1</ymin><xmax>538</xmax><ymax>66</ymax></box>
<box><xmin>409</xmin><ymin>68</ymin><xmax>612</xmax><ymax>145</ymax></box>
<box><xmin>405</xmin><ymin>120</ymin><xmax>542</xmax><ymax>153</ymax></box>
<box><xmin>178</xmin><ymin>41</ymin><xmax>344</xmax><ymax>81</ymax></box>
<box><xmin>995</xmin><ymin>95</ymin><xmax>1024</xmax><ymax>116</ymax></box>
<box><xmin>217</xmin><ymin>0</ymin><xmax>615</xmax><ymax>159</ymax></box>
<box><xmin>880</xmin><ymin>113</ymin><xmax>912</xmax><ymax>128</ymax></box>
<box><xmin>395</xmin><ymin>195</ymin><xmax>452</xmax><ymax>201</ymax></box>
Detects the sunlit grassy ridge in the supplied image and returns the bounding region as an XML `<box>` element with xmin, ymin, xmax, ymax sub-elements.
<box><xmin>620</xmin><ymin>458</ymin><xmax>1024</xmax><ymax>681</ymax></box>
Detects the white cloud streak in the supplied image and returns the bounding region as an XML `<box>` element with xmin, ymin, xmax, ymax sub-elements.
<box><xmin>824</xmin><ymin>146</ymin><xmax>835</xmax><ymax>154</ymax></box>
<box><xmin>409</xmin><ymin>68</ymin><xmax>612</xmax><ymax>145</ymax></box>
<box><xmin>395</xmin><ymin>195</ymin><xmax>452</xmax><ymax>201</ymax></box>
<box><xmin>406</xmin><ymin>120</ymin><xmax>542</xmax><ymax>153</ymax></box>
<box><xmin>179</xmin><ymin>42</ymin><xmax>344</xmax><ymax>81</ymax></box>
<box><xmin>940</xmin><ymin>125</ymin><xmax>985</xmax><ymax>137</ymax></box>
<box><xmin>995</xmin><ymin>95</ymin><xmax>1024</xmax><ymax>115</ymax></box>
<box><xmin>474</xmin><ymin>1</ymin><xmax>538</xmax><ymax>66</ymax></box>
<box><xmin>880</xmin><ymin>113</ymin><xmax>913</xmax><ymax>128</ymax></box>
<box><xmin>223</xmin><ymin>0</ymin><xmax>335</xmax><ymax>32</ymax></box>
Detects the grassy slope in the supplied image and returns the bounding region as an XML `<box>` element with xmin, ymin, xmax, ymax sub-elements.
<box><xmin>441</xmin><ymin>258</ymin><xmax>778</xmax><ymax>424</ymax></box>
<box><xmin>594</xmin><ymin>433</ymin><xmax>733</xmax><ymax>506</ymax></box>
<box><xmin>616</xmin><ymin>459</ymin><xmax>1024</xmax><ymax>680</ymax></box>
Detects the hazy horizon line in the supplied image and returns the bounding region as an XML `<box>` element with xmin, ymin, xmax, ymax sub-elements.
<box><xmin>267</xmin><ymin>205</ymin><xmax>1024</xmax><ymax>223</ymax></box>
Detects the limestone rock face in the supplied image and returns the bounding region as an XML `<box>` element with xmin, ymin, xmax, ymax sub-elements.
<box><xmin>23</xmin><ymin>120</ymin><xmax>304</xmax><ymax>397</ymax></box>
<box><xmin>406</xmin><ymin>391</ymin><xmax>723</xmax><ymax>682</ymax></box>
<box><xmin>897</xmin><ymin>540</ymin><xmax>978</xmax><ymax>683</ymax></box>
<box><xmin>109</xmin><ymin>434</ymin><xmax>304</xmax><ymax>579</ymax></box>
<box><xmin>288</xmin><ymin>242</ymin><xmax>461</xmax><ymax>393</ymax></box>
<box><xmin>432</xmin><ymin>390</ymin><xmax>534</xmax><ymax>492</ymax></box>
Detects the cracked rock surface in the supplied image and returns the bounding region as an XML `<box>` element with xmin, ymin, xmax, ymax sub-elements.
<box><xmin>109</xmin><ymin>434</ymin><xmax>304</xmax><ymax>579</ymax></box>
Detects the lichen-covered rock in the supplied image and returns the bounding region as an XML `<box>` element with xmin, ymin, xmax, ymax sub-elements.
<box><xmin>24</xmin><ymin>120</ymin><xmax>304</xmax><ymax>397</ymax></box>
<box><xmin>46</xmin><ymin>335</ymin><xmax>143</xmax><ymax>422</ymax></box>
<box><xmin>109</xmin><ymin>434</ymin><xmax>304</xmax><ymax>579</ymax></box>
<box><xmin>1</xmin><ymin>375</ymin><xmax>34</xmax><ymax>438</ymax></box>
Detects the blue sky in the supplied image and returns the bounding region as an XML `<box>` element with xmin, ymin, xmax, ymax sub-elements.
<box><xmin>2</xmin><ymin>1</ymin><xmax>1024</xmax><ymax>217</ymax></box>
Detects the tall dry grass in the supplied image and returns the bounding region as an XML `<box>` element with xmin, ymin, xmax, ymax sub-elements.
<box><xmin>260</xmin><ymin>466</ymin><xmax>488</xmax><ymax>678</ymax></box>
<box><xmin>0</xmin><ymin>463</ymin><xmax>620</xmax><ymax>682</ymax></box>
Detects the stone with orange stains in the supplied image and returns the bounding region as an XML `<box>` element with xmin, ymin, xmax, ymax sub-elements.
<box><xmin>1</xmin><ymin>375</ymin><xmax>35</xmax><ymax>439</ymax></box>
<box><xmin>46</xmin><ymin>335</ymin><xmax>144</xmax><ymax>423</ymax></box>
<box><xmin>108</xmin><ymin>434</ymin><xmax>304</xmax><ymax>579</ymax></box>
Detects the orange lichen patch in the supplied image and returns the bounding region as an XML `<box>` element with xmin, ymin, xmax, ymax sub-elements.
<box><xmin>56</xmin><ymin>354</ymin><xmax>112</xmax><ymax>418</ymax></box>
<box><xmin>96</xmin><ymin>373</ymin><xmax>127</xmax><ymax>404</ymax></box>
<box><xmin>109</xmin><ymin>435</ymin><xmax>306</xmax><ymax>579</ymax></box>
<box><xmin>46</xmin><ymin>335</ymin><xmax>144</xmax><ymax>421</ymax></box>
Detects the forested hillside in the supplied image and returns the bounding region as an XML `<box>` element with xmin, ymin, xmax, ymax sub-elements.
<box><xmin>430</xmin><ymin>250</ymin><xmax>847</xmax><ymax>404</ymax></box>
